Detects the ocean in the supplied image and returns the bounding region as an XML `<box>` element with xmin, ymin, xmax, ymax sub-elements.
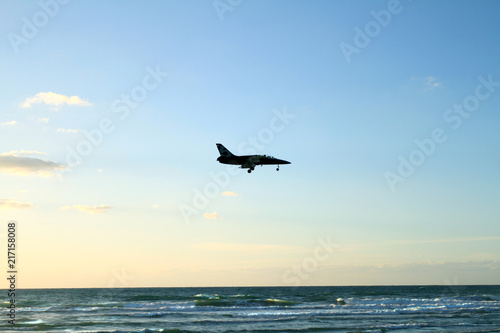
<box><xmin>2</xmin><ymin>285</ymin><xmax>499</xmax><ymax>332</ymax></box>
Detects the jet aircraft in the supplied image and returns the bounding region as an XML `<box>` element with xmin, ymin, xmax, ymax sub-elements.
<box><xmin>216</xmin><ymin>143</ymin><xmax>291</xmax><ymax>173</ymax></box>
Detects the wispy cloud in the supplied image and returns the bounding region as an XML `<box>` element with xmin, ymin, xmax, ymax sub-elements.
<box><xmin>0</xmin><ymin>199</ymin><xmax>33</xmax><ymax>210</ymax></box>
<box><xmin>21</xmin><ymin>92</ymin><xmax>92</xmax><ymax>110</ymax></box>
<box><xmin>203</xmin><ymin>211</ymin><xmax>219</xmax><ymax>220</ymax></box>
<box><xmin>0</xmin><ymin>151</ymin><xmax>65</xmax><ymax>177</ymax></box>
<box><xmin>300</xmin><ymin>260</ymin><xmax>500</xmax><ymax>285</ymax></box>
<box><xmin>57</xmin><ymin>128</ymin><xmax>81</xmax><ymax>134</ymax></box>
<box><xmin>1</xmin><ymin>120</ymin><xmax>18</xmax><ymax>126</ymax></box>
<box><xmin>194</xmin><ymin>242</ymin><xmax>298</xmax><ymax>253</ymax></box>
<box><xmin>221</xmin><ymin>191</ymin><xmax>238</xmax><ymax>196</ymax></box>
<box><xmin>60</xmin><ymin>205</ymin><xmax>113</xmax><ymax>214</ymax></box>
<box><xmin>409</xmin><ymin>76</ymin><xmax>442</xmax><ymax>91</ymax></box>
<box><xmin>2</xmin><ymin>150</ymin><xmax>46</xmax><ymax>156</ymax></box>
<box><xmin>424</xmin><ymin>76</ymin><xmax>442</xmax><ymax>89</ymax></box>
<box><xmin>388</xmin><ymin>236</ymin><xmax>500</xmax><ymax>245</ymax></box>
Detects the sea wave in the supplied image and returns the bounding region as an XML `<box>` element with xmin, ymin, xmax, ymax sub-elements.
<box><xmin>193</xmin><ymin>294</ymin><xmax>299</xmax><ymax>307</ymax></box>
<box><xmin>3</xmin><ymin>286</ymin><xmax>499</xmax><ymax>332</ymax></box>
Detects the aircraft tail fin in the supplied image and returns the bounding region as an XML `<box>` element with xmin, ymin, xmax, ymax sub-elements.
<box><xmin>216</xmin><ymin>143</ymin><xmax>234</xmax><ymax>157</ymax></box>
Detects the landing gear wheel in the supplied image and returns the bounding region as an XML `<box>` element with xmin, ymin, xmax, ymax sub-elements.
<box><xmin>247</xmin><ymin>169</ymin><xmax>252</xmax><ymax>173</ymax></box>
<box><xmin>276</xmin><ymin>166</ymin><xmax>280</xmax><ymax>171</ymax></box>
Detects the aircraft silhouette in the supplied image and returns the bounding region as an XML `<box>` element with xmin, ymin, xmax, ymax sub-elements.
<box><xmin>216</xmin><ymin>143</ymin><xmax>291</xmax><ymax>173</ymax></box>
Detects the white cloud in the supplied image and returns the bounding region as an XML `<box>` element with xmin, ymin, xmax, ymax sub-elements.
<box><xmin>21</xmin><ymin>92</ymin><xmax>92</xmax><ymax>109</ymax></box>
<box><xmin>221</xmin><ymin>191</ymin><xmax>238</xmax><ymax>196</ymax></box>
<box><xmin>409</xmin><ymin>76</ymin><xmax>442</xmax><ymax>91</ymax></box>
<box><xmin>60</xmin><ymin>205</ymin><xmax>113</xmax><ymax>214</ymax></box>
<box><xmin>57</xmin><ymin>128</ymin><xmax>81</xmax><ymax>134</ymax></box>
<box><xmin>0</xmin><ymin>199</ymin><xmax>33</xmax><ymax>210</ymax></box>
<box><xmin>1</xmin><ymin>120</ymin><xmax>18</xmax><ymax>126</ymax></box>
<box><xmin>203</xmin><ymin>211</ymin><xmax>219</xmax><ymax>220</ymax></box>
<box><xmin>424</xmin><ymin>76</ymin><xmax>441</xmax><ymax>89</ymax></box>
<box><xmin>0</xmin><ymin>151</ymin><xmax>66</xmax><ymax>177</ymax></box>
<box><xmin>2</xmin><ymin>150</ymin><xmax>46</xmax><ymax>156</ymax></box>
<box><xmin>37</xmin><ymin>118</ymin><xmax>50</xmax><ymax>124</ymax></box>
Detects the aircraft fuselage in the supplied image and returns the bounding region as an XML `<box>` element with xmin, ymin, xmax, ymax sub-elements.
<box><xmin>216</xmin><ymin>144</ymin><xmax>290</xmax><ymax>173</ymax></box>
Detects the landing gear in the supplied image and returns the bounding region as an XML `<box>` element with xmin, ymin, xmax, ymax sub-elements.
<box><xmin>247</xmin><ymin>169</ymin><xmax>252</xmax><ymax>173</ymax></box>
<box><xmin>276</xmin><ymin>165</ymin><xmax>280</xmax><ymax>171</ymax></box>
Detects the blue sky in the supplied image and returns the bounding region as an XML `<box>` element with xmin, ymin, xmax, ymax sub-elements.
<box><xmin>1</xmin><ymin>0</ymin><xmax>499</xmax><ymax>288</ymax></box>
